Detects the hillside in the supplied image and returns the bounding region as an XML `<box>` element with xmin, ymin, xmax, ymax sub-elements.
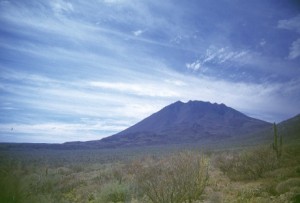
<box><xmin>278</xmin><ymin>114</ymin><xmax>300</xmax><ymax>142</ymax></box>
<box><xmin>1</xmin><ymin>102</ymin><xmax>299</xmax><ymax>151</ymax></box>
<box><xmin>89</xmin><ymin>101</ymin><xmax>271</xmax><ymax>148</ymax></box>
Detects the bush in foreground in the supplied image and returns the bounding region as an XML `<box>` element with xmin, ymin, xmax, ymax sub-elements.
<box><xmin>216</xmin><ymin>147</ymin><xmax>278</xmax><ymax>181</ymax></box>
<box><xmin>133</xmin><ymin>151</ymin><xmax>209</xmax><ymax>203</ymax></box>
<box><xmin>97</xmin><ymin>181</ymin><xmax>129</xmax><ymax>203</ymax></box>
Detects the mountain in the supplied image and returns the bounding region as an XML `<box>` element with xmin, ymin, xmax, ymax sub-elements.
<box><xmin>91</xmin><ymin>101</ymin><xmax>271</xmax><ymax>148</ymax></box>
<box><xmin>278</xmin><ymin>114</ymin><xmax>300</xmax><ymax>142</ymax></box>
<box><xmin>2</xmin><ymin>101</ymin><xmax>299</xmax><ymax>150</ymax></box>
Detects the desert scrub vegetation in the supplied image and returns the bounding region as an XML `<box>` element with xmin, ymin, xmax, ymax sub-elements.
<box><xmin>276</xmin><ymin>178</ymin><xmax>300</xmax><ymax>194</ymax></box>
<box><xmin>132</xmin><ymin>151</ymin><xmax>209</xmax><ymax>203</ymax></box>
<box><xmin>0</xmin><ymin>149</ymin><xmax>209</xmax><ymax>203</ymax></box>
<box><xmin>272</xmin><ymin>123</ymin><xmax>282</xmax><ymax>159</ymax></box>
<box><xmin>209</xmin><ymin>143</ymin><xmax>300</xmax><ymax>203</ymax></box>
<box><xmin>215</xmin><ymin>146</ymin><xmax>278</xmax><ymax>181</ymax></box>
<box><xmin>1</xmin><ymin>142</ymin><xmax>300</xmax><ymax>203</ymax></box>
<box><xmin>96</xmin><ymin>181</ymin><xmax>130</xmax><ymax>203</ymax></box>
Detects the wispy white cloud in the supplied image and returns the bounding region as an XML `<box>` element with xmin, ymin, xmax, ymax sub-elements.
<box><xmin>186</xmin><ymin>46</ymin><xmax>248</xmax><ymax>72</ymax></box>
<box><xmin>277</xmin><ymin>14</ymin><xmax>300</xmax><ymax>33</ymax></box>
<box><xmin>0</xmin><ymin>121</ymin><xmax>129</xmax><ymax>143</ymax></box>
<box><xmin>186</xmin><ymin>60</ymin><xmax>201</xmax><ymax>71</ymax></box>
<box><xmin>0</xmin><ymin>0</ymin><xmax>200</xmax><ymax>61</ymax></box>
<box><xmin>203</xmin><ymin>46</ymin><xmax>248</xmax><ymax>64</ymax></box>
<box><xmin>103</xmin><ymin>0</ymin><xmax>127</xmax><ymax>4</ymax></box>
<box><xmin>260</xmin><ymin>39</ymin><xmax>266</xmax><ymax>46</ymax></box>
<box><xmin>89</xmin><ymin>81</ymin><xmax>179</xmax><ymax>97</ymax></box>
<box><xmin>133</xmin><ymin>29</ymin><xmax>144</xmax><ymax>36</ymax></box>
<box><xmin>278</xmin><ymin>14</ymin><xmax>300</xmax><ymax>60</ymax></box>
<box><xmin>51</xmin><ymin>0</ymin><xmax>74</xmax><ymax>15</ymax></box>
<box><xmin>0</xmin><ymin>68</ymin><xmax>176</xmax><ymax>122</ymax></box>
<box><xmin>164</xmin><ymin>79</ymin><xmax>187</xmax><ymax>86</ymax></box>
<box><xmin>288</xmin><ymin>38</ymin><xmax>300</xmax><ymax>59</ymax></box>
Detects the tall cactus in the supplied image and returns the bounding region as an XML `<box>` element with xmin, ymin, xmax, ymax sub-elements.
<box><xmin>272</xmin><ymin>123</ymin><xmax>282</xmax><ymax>158</ymax></box>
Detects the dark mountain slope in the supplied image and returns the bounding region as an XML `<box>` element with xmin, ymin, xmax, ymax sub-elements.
<box><xmin>220</xmin><ymin>113</ymin><xmax>300</xmax><ymax>148</ymax></box>
<box><xmin>278</xmin><ymin>114</ymin><xmax>300</xmax><ymax>142</ymax></box>
<box><xmin>98</xmin><ymin>101</ymin><xmax>271</xmax><ymax>147</ymax></box>
<box><xmin>1</xmin><ymin>103</ymin><xmax>298</xmax><ymax>150</ymax></box>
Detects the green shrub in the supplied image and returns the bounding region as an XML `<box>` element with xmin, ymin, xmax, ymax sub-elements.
<box><xmin>0</xmin><ymin>160</ymin><xmax>24</xmax><ymax>203</ymax></box>
<box><xmin>97</xmin><ymin>182</ymin><xmax>129</xmax><ymax>203</ymax></box>
<box><xmin>272</xmin><ymin>123</ymin><xmax>282</xmax><ymax>159</ymax></box>
<box><xmin>292</xmin><ymin>194</ymin><xmax>300</xmax><ymax>203</ymax></box>
<box><xmin>276</xmin><ymin>178</ymin><xmax>300</xmax><ymax>194</ymax></box>
<box><xmin>133</xmin><ymin>151</ymin><xmax>209</xmax><ymax>203</ymax></box>
<box><xmin>216</xmin><ymin>147</ymin><xmax>278</xmax><ymax>180</ymax></box>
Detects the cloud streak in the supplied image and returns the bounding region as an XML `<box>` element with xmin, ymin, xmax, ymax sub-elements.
<box><xmin>288</xmin><ymin>38</ymin><xmax>300</xmax><ymax>59</ymax></box>
<box><xmin>0</xmin><ymin>121</ymin><xmax>129</xmax><ymax>143</ymax></box>
<box><xmin>278</xmin><ymin>14</ymin><xmax>300</xmax><ymax>60</ymax></box>
<box><xmin>186</xmin><ymin>61</ymin><xmax>201</xmax><ymax>71</ymax></box>
<box><xmin>277</xmin><ymin>14</ymin><xmax>300</xmax><ymax>33</ymax></box>
<box><xmin>89</xmin><ymin>81</ymin><xmax>179</xmax><ymax>97</ymax></box>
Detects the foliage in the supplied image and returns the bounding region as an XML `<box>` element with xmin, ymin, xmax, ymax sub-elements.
<box><xmin>133</xmin><ymin>151</ymin><xmax>209</xmax><ymax>203</ymax></box>
<box><xmin>272</xmin><ymin>123</ymin><xmax>282</xmax><ymax>159</ymax></box>
<box><xmin>0</xmin><ymin>159</ymin><xmax>24</xmax><ymax>203</ymax></box>
<box><xmin>97</xmin><ymin>182</ymin><xmax>129</xmax><ymax>203</ymax></box>
<box><xmin>0</xmin><ymin>142</ymin><xmax>299</xmax><ymax>202</ymax></box>
<box><xmin>276</xmin><ymin>178</ymin><xmax>300</xmax><ymax>194</ymax></box>
<box><xmin>216</xmin><ymin>147</ymin><xmax>278</xmax><ymax>180</ymax></box>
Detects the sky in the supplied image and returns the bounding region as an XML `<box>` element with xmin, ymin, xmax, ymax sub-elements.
<box><xmin>0</xmin><ymin>0</ymin><xmax>300</xmax><ymax>143</ymax></box>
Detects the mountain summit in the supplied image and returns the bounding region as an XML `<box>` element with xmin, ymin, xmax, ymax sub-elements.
<box><xmin>99</xmin><ymin>101</ymin><xmax>271</xmax><ymax>147</ymax></box>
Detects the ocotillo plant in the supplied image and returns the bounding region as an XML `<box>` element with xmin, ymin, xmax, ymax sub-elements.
<box><xmin>272</xmin><ymin>123</ymin><xmax>282</xmax><ymax>159</ymax></box>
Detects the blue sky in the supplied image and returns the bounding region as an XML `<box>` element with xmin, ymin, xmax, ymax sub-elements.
<box><xmin>0</xmin><ymin>0</ymin><xmax>300</xmax><ymax>143</ymax></box>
